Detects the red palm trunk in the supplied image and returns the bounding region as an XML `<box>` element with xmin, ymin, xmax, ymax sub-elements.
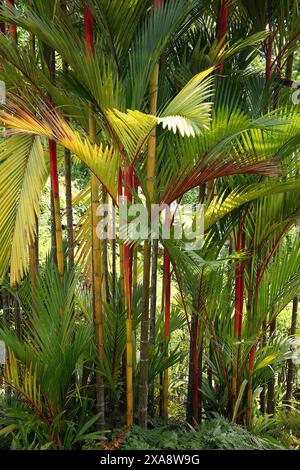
<box><xmin>49</xmin><ymin>89</ymin><xmax>64</xmax><ymax>277</ymax></box>
<box><xmin>234</xmin><ymin>226</ymin><xmax>245</xmax><ymax>339</ymax></box>
<box><xmin>234</xmin><ymin>231</ymin><xmax>241</xmax><ymax>339</ymax></box>
<box><xmin>249</xmin><ymin>345</ymin><xmax>256</xmax><ymax>374</ymax></box>
<box><xmin>233</xmin><ymin>222</ymin><xmax>245</xmax><ymax>412</ymax></box>
<box><xmin>84</xmin><ymin>3</ymin><xmax>93</xmax><ymax>57</ymax></box>
<box><xmin>8</xmin><ymin>0</ymin><xmax>17</xmax><ymax>40</ymax></box>
<box><xmin>164</xmin><ymin>252</ymin><xmax>171</xmax><ymax>340</ymax></box>
<box><xmin>0</xmin><ymin>0</ymin><xmax>5</xmax><ymax>35</ymax></box>
<box><xmin>84</xmin><ymin>2</ymin><xmax>105</xmax><ymax>429</ymax></box>
<box><xmin>217</xmin><ymin>1</ymin><xmax>229</xmax><ymax>42</ymax></box>
<box><xmin>266</xmin><ymin>0</ymin><xmax>273</xmax><ymax>81</ymax></box>
<box><xmin>49</xmin><ymin>140</ymin><xmax>59</xmax><ymax>205</ymax></box>
<box><xmin>49</xmin><ymin>142</ymin><xmax>64</xmax><ymax>280</ymax></box>
<box><xmin>217</xmin><ymin>1</ymin><xmax>229</xmax><ymax>74</ymax></box>
<box><xmin>265</xmin><ymin>38</ymin><xmax>273</xmax><ymax>81</ymax></box>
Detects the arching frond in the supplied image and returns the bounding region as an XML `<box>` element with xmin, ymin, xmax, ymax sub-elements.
<box><xmin>0</xmin><ymin>135</ymin><xmax>46</xmax><ymax>284</ymax></box>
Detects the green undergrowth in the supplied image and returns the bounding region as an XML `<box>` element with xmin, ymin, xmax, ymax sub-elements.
<box><xmin>122</xmin><ymin>416</ymin><xmax>286</xmax><ymax>450</ymax></box>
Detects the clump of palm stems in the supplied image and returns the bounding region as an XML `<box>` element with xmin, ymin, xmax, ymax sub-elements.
<box><xmin>0</xmin><ymin>0</ymin><xmax>299</xmax><ymax>450</ymax></box>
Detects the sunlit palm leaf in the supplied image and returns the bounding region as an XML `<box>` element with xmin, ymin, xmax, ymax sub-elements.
<box><xmin>0</xmin><ymin>135</ymin><xmax>46</xmax><ymax>285</ymax></box>
<box><xmin>205</xmin><ymin>178</ymin><xmax>300</xmax><ymax>230</ymax></box>
<box><xmin>0</xmin><ymin>95</ymin><xmax>120</xmax><ymax>201</ymax></box>
<box><xmin>158</xmin><ymin>68</ymin><xmax>213</xmax><ymax>137</ymax></box>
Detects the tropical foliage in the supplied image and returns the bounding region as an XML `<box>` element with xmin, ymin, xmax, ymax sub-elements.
<box><xmin>0</xmin><ymin>0</ymin><xmax>299</xmax><ymax>451</ymax></box>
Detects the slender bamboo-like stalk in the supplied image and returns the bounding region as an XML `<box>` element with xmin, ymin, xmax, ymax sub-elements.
<box><xmin>112</xmin><ymin>232</ymin><xmax>116</xmax><ymax>298</ymax></box>
<box><xmin>84</xmin><ymin>3</ymin><xmax>105</xmax><ymax>430</ymax></box>
<box><xmin>28</xmin><ymin>30</ymin><xmax>39</xmax><ymax>304</ymax></box>
<box><xmin>187</xmin><ymin>315</ymin><xmax>195</xmax><ymax>423</ymax></box>
<box><xmin>42</xmin><ymin>37</ymin><xmax>57</xmax><ymax>266</ymax></box>
<box><xmin>2</xmin><ymin>285</ymin><xmax>11</xmax><ymax>399</ymax></box>
<box><xmin>84</xmin><ymin>3</ymin><xmax>93</xmax><ymax>56</ymax></box>
<box><xmin>102</xmin><ymin>187</ymin><xmax>110</xmax><ymax>304</ymax></box>
<box><xmin>148</xmin><ymin>238</ymin><xmax>159</xmax><ymax>417</ymax></box>
<box><xmin>149</xmin><ymin>241</ymin><xmax>158</xmax><ymax>344</ymax></box>
<box><xmin>0</xmin><ymin>0</ymin><xmax>5</xmax><ymax>35</ymax></box>
<box><xmin>191</xmin><ymin>277</ymin><xmax>204</xmax><ymax>425</ymax></box>
<box><xmin>49</xmin><ymin>139</ymin><xmax>64</xmax><ymax>280</ymax></box>
<box><xmin>286</xmin><ymin>53</ymin><xmax>294</xmax><ymax>82</ymax></box>
<box><xmin>246</xmin><ymin>344</ymin><xmax>256</xmax><ymax>429</ymax></box>
<box><xmin>191</xmin><ymin>314</ymin><xmax>199</xmax><ymax>423</ymax></box>
<box><xmin>7</xmin><ymin>0</ymin><xmax>21</xmax><ymax>337</ymax></box>
<box><xmin>132</xmin><ymin>175</ymin><xmax>139</xmax><ymax>290</ymax></box>
<box><xmin>139</xmin><ymin>235</ymin><xmax>152</xmax><ymax>426</ymax></box>
<box><xmin>124</xmin><ymin>165</ymin><xmax>134</xmax><ymax>426</ymax></box>
<box><xmin>267</xmin><ymin>319</ymin><xmax>276</xmax><ymax>404</ymax></box>
<box><xmin>13</xmin><ymin>286</ymin><xmax>21</xmax><ymax>340</ymax></box>
<box><xmin>0</xmin><ymin>16</ymin><xmax>9</xmax><ymax>394</ymax></box>
<box><xmin>8</xmin><ymin>0</ymin><xmax>17</xmax><ymax>42</ymax></box>
<box><xmin>216</xmin><ymin>0</ymin><xmax>229</xmax><ymax>74</ymax></box>
<box><xmin>159</xmin><ymin>267</ymin><xmax>165</xmax><ymax>418</ymax></box>
<box><xmin>162</xmin><ymin>250</ymin><xmax>171</xmax><ymax>419</ymax></box>
<box><xmin>139</xmin><ymin>0</ymin><xmax>162</xmax><ymax>428</ymax></box>
<box><xmin>266</xmin><ymin>0</ymin><xmax>273</xmax><ymax>82</ymax></box>
<box><xmin>131</xmin><ymin>176</ymin><xmax>139</xmax><ymax>390</ymax></box>
<box><xmin>29</xmin><ymin>216</ymin><xmax>38</xmax><ymax>312</ymax></box>
<box><xmin>234</xmin><ymin>227</ymin><xmax>245</xmax><ymax>340</ymax></box>
<box><xmin>118</xmin><ymin>169</ymin><xmax>128</xmax><ymax>420</ymax></box>
<box><xmin>29</xmin><ymin>31</ymin><xmax>35</xmax><ymax>53</ymax></box>
<box><xmin>132</xmin><ymin>244</ymin><xmax>138</xmax><ymax>289</ymax></box>
<box><xmin>50</xmin><ymin>189</ymin><xmax>57</xmax><ymax>262</ymax></box>
<box><xmin>43</xmin><ymin>36</ymin><xmax>64</xmax><ymax>280</ymax></box>
<box><xmin>64</xmin><ymin>145</ymin><xmax>74</xmax><ymax>269</ymax></box>
<box><xmin>91</xmin><ymin>163</ymin><xmax>105</xmax><ymax>429</ymax></box>
<box><xmin>119</xmin><ymin>170</ymin><xmax>126</xmax><ymax>310</ymax></box>
<box><xmin>187</xmin><ymin>188</ymin><xmax>206</xmax><ymax>425</ymax></box>
<box><xmin>197</xmin><ymin>339</ymin><xmax>203</xmax><ymax>425</ymax></box>
<box><xmin>62</xmin><ymin>59</ymin><xmax>74</xmax><ymax>269</ymax></box>
<box><xmin>286</xmin><ymin>295</ymin><xmax>298</xmax><ymax>402</ymax></box>
<box><xmin>232</xmin><ymin>224</ymin><xmax>245</xmax><ymax>409</ymax></box>
<box><xmin>260</xmin><ymin>321</ymin><xmax>267</xmax><ymax>414</ymax></box>
<box><xmin>217</xmin><ymin>0</ymin><xmax>229</xmax><ymax>42</ymax></box>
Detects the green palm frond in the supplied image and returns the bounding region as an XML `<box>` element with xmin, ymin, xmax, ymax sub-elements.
<box><xmin>0</xmin><ymin>96</ymin><xmax>120</xmax><ymax>201</ymax></box>
<box><xmin>258</xmin><ymin>239</ymin><xmax>300</xmax><ymax>324</ymax></box>
<box><xmin>205</xmin><ymin>177</ymin><xmax>300</xmax><ymax>230</ymax></box>
<box><xmin>0</xmin><ymin>135</ymin><xmax>46</xmax><ymax>285</ymax></box>
<box><xmin>0</xmin><ymin>264</ymin><xmax>94</xmax><ymax>410</ymax></box>
<box><xmin>89</xmin><ymin>0</ymin><xmax>149</xmax><ymax>72</ymax></box>
<box><xmin>158</xmin><ymin>68</ymin><xmax>213</xmax><ymax>137</ymax></box>
<box><xmin>106</xmin><ymin>108</ymin><xmax>156</xmax><ymax>164</ymax></box>
<box><xmin>127</xmin><ymin>0</ymin><xmax>197</xmax><ymax>109</ymax></box>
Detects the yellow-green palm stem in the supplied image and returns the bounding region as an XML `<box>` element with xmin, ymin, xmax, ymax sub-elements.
<box><xmin>126</xmin><ymin>318</ymin><xmax>133</xmax><ymax>426</ymax></box>
<box><xmin>49</xmin><ymin>139</ymin><xmax>64</xmax><ymax>281</ymax></box>
<box><xmin>133</xmin><ymin>245</ymin><xmax>138</xmax><ymax>288</ymax></box>
<box><xmin>162</xmin><ymin>336</ymin><xmax>169</xmax><ymax>419</ymax></box>
<box><xmin>53</xmin><ymin>196</ymin><xmax>64</xmax><ymax>280</ymax></box>
<box><xmin>139</xmin><ymin>61</ymin><xmax>160</xmax><ymax>428</ymax></box>
<box><xmin>89</xmin><ymin>108</ymin><xmax>105</xmax><ymax>429</ymax></box>
<box><xmin>146</xmin><ymin>64</ymin><xmax>159</xmax><ymax>200</ymax></box>
<box><xmin>29</xmin><ymin>216</ymin><xmax>38</xmax><ymax>311</ymax></box>
<box><xmin>119</xmin><ymin>243</ymin><xmax>125</xmax><ymax>308</ymax></box>
<box><xmin>246</xmin><ymin>344</ymin><xmax>256</xmax><ymax>429</ymax></box>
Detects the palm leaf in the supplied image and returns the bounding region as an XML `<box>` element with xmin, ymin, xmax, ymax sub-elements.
<box><xmin>0</xmin><ymin>135</ymin><xmax>46</xmax><ymax>284</ymax></box>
